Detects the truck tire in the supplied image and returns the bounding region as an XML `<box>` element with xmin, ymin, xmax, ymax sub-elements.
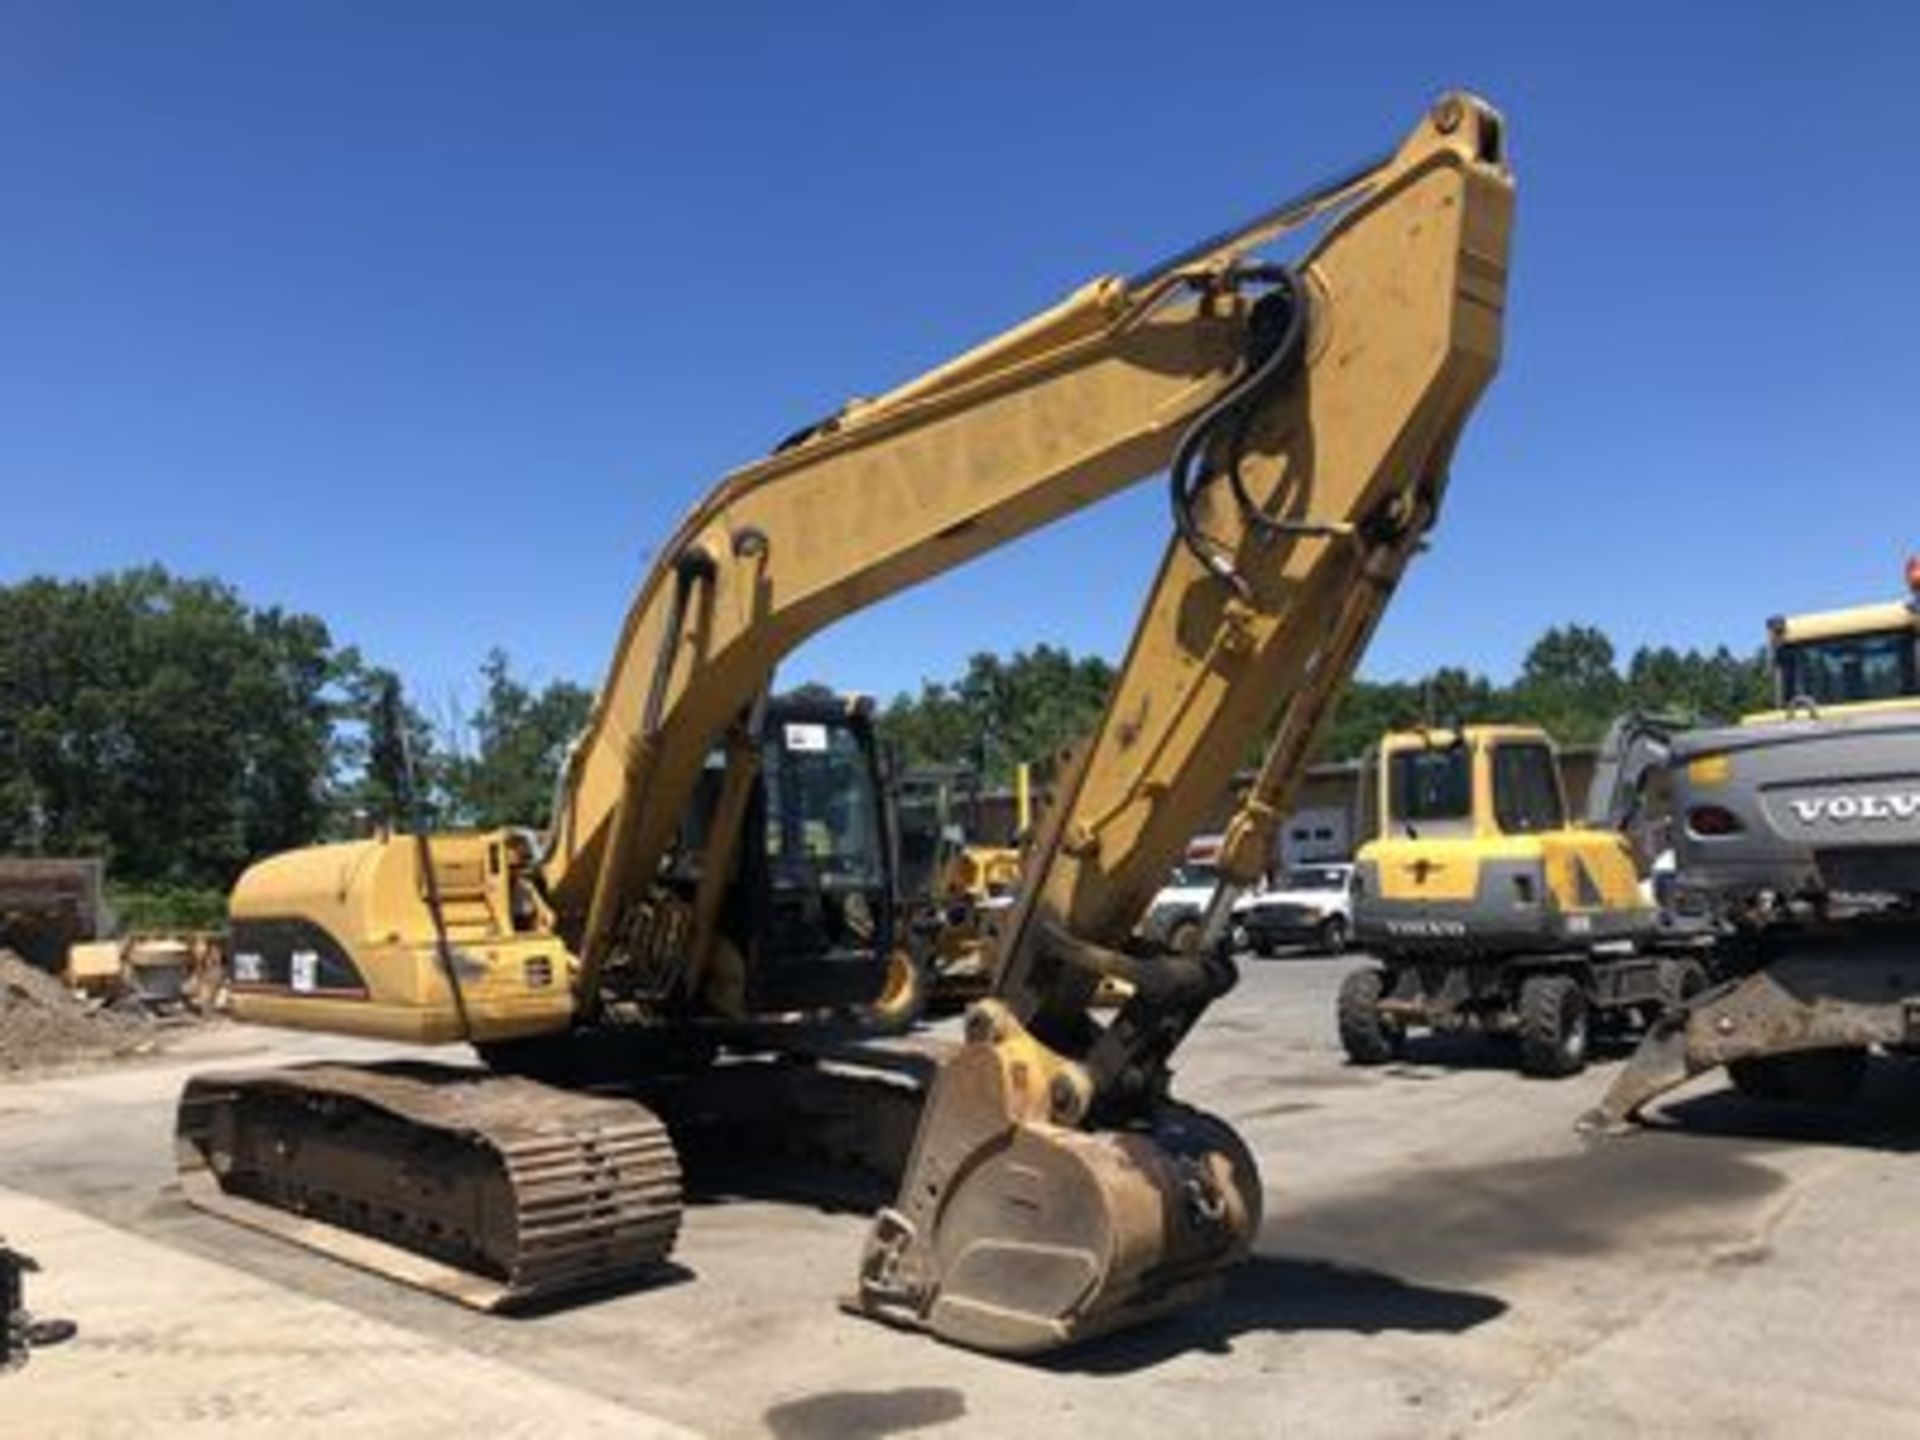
<box><xmin>1728</xmin><ymin>1048</ymin><xmax>1868</xmax><ymax>1105</ymax></box>
<box><xmin>1517</xmin><ymin>973</ymin><xmax>1589</xmax><ymax>1078</ymax></box>
<box><xmin>1317</xmin><ymin>915</ymin><xmax>1349</xmax><ymax>957</ymax></box>
<box><xmin>1337</xmin><ymin>967</ymin><xmax>1403</xmax><ymax>1065</ymax></box>
<box><xmin>1166</xmin><ymin>917</ymin><xmax>1202</xmax><ymax>957</ymax></box>
<box><xmin>1656</xmin><ymin>956</ymin><xmax>1710</xmax><ymax>1014</ymax></box>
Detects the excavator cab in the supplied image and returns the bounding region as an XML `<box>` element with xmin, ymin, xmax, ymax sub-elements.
<box><xmin>620</xmin><ymin>690</ymin><xmax>904</xmax><ymax>1020</ymax></box>
<box><xmin>727</xmin><ymin>696</ymin><xmax>896</xmax><ymax>1013</ymax></box>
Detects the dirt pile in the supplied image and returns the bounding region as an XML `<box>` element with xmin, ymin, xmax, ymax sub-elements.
<box><xmin>0</xmin><ymin>949</ymin><xmax>155</xmax><ymax>1074</ymax></box>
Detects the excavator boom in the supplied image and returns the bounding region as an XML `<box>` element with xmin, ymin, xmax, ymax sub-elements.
<box><xmin>545</xmin><ymin>95</ymin><xmax>1511</xmax><ymax>1019</ymax></box>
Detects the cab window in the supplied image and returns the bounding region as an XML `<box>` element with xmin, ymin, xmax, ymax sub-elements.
<box><xmin>1776</xmin><ymin>629</ymin><xmax>1918</xmax><ymax>706</ymax></box>
<box><xmin>1284</xmin><ymin>867</ymin><xmax>1346</xmax><ymax>893</ymax></box>
<box><xmin>1387</xmin><ymin>747</ymin><xmax>1471</xmax><ymax>831</ymax></box>
<box><xmin>764</xmin><ymin>721</ymin><xmax>885</xmax><ymax>886</ymax></box>
<box><xmin>1492</xmin><ymin>742</ymin><xmax>1566</xmax><ymax>835</ymax></box>
<box><xmin>1169</xmin><ymin>862</ymin><xmax>1221</xmax><ymax>889</ymax></box>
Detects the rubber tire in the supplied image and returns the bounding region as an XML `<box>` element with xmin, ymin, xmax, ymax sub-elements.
<box><xmin>1517</xmin><ymin>973</ymin><xmax>1590</xmax><ymax>1078</ymax></box>
<box><xmin>1338</xmin><ymin>967</ymin><xmax>1404</xmax><ymax>1065</ymax></box>
<box><xmin>866</xmin><ymin>946</ymin><xmax>931</xmax><ymax>1036</ymax></box>
<box><xmin>1317</xmin><ymin>915</ymin><xmax>1350</xmax><ymax>957</ymax></box>
<box><xmin>1728</xmin><ymin>1048</ymin><xmax>1869</xmax><ymax>1105</ymax></box>
<box><xmin>1166</xmin><ymin>917</ymin><xmax>1203</xmax><ymax>957</ymax></box>
<box><xmin>1656</xmin><ymin>956</ymin><xmax>1711</xmax><ymax>1014</ymax></box>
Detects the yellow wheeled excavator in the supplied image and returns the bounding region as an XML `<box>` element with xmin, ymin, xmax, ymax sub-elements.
<box><xmin>1340</xmin><ymin>722</ymin><xmax>1707</xmax><ymax>1077</ymax></box>
<box><xmin>176</xmin><ymin>92</ymin><xmax>1513</xmax><ymax>1355</ymax></box>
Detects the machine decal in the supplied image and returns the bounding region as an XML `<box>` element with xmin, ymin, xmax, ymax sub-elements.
<box><xmin>1384</xmin><ymin>918</ymin><xmax>1469</xmax><ymax>938</ymax></box>
<box><xmin>783</xmin><ymin>722</ymin><xmax>829</xmax><ymax>753</ymax></box>
<box><xmin>1786</xmin><ymin>792</ymin><xmax>1920</xmax><ymax>825</ymax></box>
<box><xmin>227</xmin><ymin>917</ymin><xmax>370</xmax><ymax>999</ymax></box>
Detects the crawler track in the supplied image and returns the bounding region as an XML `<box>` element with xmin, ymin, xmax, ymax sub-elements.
<box><xmin>176</xmin><ymin>1062</ymin><xmax>682</xmax><ymax>1309</ymax></box>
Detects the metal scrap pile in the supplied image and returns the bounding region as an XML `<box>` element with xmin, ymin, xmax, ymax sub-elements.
<box><xmin>0</xmin><ymin>949</ymin><xmax>154</xmax><ymax>1074</ymax></box>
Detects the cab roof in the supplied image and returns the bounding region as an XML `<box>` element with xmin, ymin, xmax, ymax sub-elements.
<box><xmin>1377</xmin><ymin>723</ymin><xmax>1554</xmax><ymax>751</ymax></box>
<box><xmin>1771</xmin><ymin>599</ymin><xmax>1919</xmax><ymax>646</ymax></box>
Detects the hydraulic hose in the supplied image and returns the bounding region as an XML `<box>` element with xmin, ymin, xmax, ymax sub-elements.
<box><xmin>1167</xmin><ymin>267</ymin><xmax>1311</xmax><ymax>592</ymax></box>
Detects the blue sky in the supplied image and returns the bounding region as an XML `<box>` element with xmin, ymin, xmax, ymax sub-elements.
<box><xmin>4</xmin><ymin>3</ymin><xmax>1917</xmax><ymax>714</ymax></box>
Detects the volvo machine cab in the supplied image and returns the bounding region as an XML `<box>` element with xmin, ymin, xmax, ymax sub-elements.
<box><xmin>1355</xmin><ymin>725</ymin><xmax>1648</xmax><ymax>956</ymax></box>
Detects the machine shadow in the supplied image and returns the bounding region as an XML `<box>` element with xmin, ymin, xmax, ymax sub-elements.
<box><xmin>763</xmin><ymin>1384</ymin><xmax>968</xmax><ymax>1440</ymax></box>
<box><xmin>1387</xmin><ymin>1027</ymin><xmax>1646</xmax><ymax>1074</ymax></box>
<box><xmin>1037</xmin><ymin>1254</ymin><xmax>1506</xmax><ymax>1375</ymax></box>
<box><xmin>677</xmin><ymin>1148</ymin><xmax>896</xmax><ymax>1214</ymax></box>
<box><xmin>500</xmin><ymin>1261</ymin><xmax>698</xmax><ymax>1318</ymax></box>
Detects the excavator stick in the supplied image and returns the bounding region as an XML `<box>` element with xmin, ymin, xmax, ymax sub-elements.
<box><xmin>177</xmin><ymin>1064</ymin><xmax>683</xmax><ymax>1309</ymax></box>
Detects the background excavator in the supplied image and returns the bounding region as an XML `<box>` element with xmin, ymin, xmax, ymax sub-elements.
<box><xmin>176</xmin><ymin>92</ymin><xmax>1513</xmax><ymax>1355</ymax></box>
<box><xmin>891</xmin><ymin>760</ymin><xmax>1032</xmax><ymax>1011</ymax></box>
<box><xmin>1339</xmin><ymin>721</ymin><xmax>1709</xmax><ymax>1076</ymax></box>
<box><xmin>1587</xmin><ymin>559</ymin><xmax>1920</xmax><ymax>1126</ymax></box>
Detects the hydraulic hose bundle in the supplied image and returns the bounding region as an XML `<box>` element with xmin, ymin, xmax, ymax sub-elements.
<box><xmin>1169</xmin><ymin>266</ymin><xmax>1312</xmax><ymax>596</ymax></box>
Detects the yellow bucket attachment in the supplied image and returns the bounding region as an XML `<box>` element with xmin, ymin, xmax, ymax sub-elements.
<box><xmin>850</xmin><ymin>1003</ymin><xmax>1260</xmax><ymax>1354</ymax></box>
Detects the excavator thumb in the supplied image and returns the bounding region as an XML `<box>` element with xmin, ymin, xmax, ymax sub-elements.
<box><xmin>849</xmin><ymin>1002</ymin><xmax>1260</xmax><ymax>1354</ymax></box>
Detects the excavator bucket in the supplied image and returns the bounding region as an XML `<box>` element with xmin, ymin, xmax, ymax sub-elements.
<box><xmin>850</xmin><ymin>1004</ymin><xmax>1260</xmax><ymax>1354</ymax></box>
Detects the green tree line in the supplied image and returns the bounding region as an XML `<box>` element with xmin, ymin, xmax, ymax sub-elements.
<box><xmin>0</xmin><ymin>569</ymin><xmax>590</xmax><ymax>898</ymax></box>
<box><xmin>0</xmin><ymin>570</ymin><xmax>1772</xmax><ymax>905</ymax></box>
<box><xmin>880</xmin><ymin>626</ymin><xmax>1773</xmax><ymax>783</ymax></box>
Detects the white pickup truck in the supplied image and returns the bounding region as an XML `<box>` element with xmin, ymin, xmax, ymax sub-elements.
<box><xmin>1230</xmin><ymin>863</ymin><xmax>1355</xmax><ymax>956</ymax></box>
<box><xmin>1141</xmin><ymin>838</ymin><xmax>1355</xmax><ymax>957</ymax></box>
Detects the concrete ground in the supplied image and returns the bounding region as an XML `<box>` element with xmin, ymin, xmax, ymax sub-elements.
<box><xmin>6</xmin><ymin>956</ymin><xmax>1920</xmax><ymax>1438</ymax></box>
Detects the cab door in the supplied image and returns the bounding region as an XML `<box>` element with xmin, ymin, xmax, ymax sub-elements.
<box><xmin>1490</xmin><ymin>738</ymin><xmax>1644</xmax><ymax>939</ymax></box>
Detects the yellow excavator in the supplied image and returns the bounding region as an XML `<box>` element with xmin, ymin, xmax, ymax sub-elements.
<box><xmin>176</xmin><ymin>93</ymin><xmax>1513</xmax><ymax>1355</ymax></box>
<box><xmin>893</xmin><ymin>761</ymin><xmax>1033</xmax><ymax>1010</ymax></box>
<box><xmin>1342</xmin><ymin>723</ymin><xmax>1704</xmax><ymax>1076</ymax></box>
